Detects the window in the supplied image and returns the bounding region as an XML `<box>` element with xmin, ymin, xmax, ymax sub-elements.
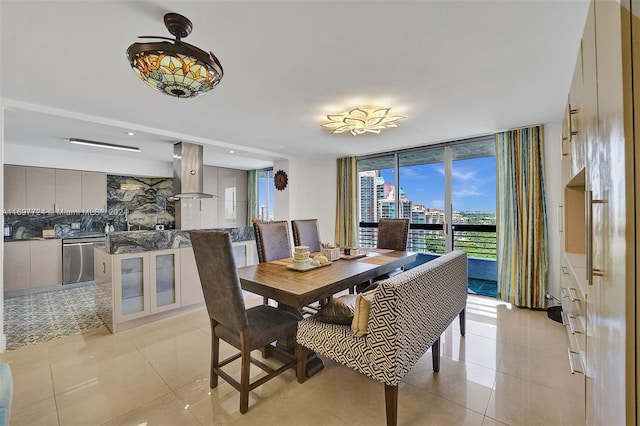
<box><xmin>357</xmin><ymin>136</ymin><xmax>496</xmax><ymax>258</ymax></box>
<box><xmin>257</xmin><ymin>168</ymin><xmax>274</xmax><ymax>221</ymax></box>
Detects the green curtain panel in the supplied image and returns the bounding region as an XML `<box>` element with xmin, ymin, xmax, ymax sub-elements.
<box><xmin>247</xmin><ymin>169</ymin><xmax>258</xmax><ymax>226</ymax></box>
<box><xmin>495</xmin><ymin>126</ymin><xmax>548</xmax><ymax>308</ymax></box>
<box><xmin>335</xmin><ymin>157</ymin><xmax>358</xmax><ymax>247</ymax></box>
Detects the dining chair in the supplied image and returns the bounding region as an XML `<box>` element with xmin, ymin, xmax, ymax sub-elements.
<box><xmin>253</xmin><ymin>220</ymin><xmax>292</xmax><ymax>263</ymax></box>
<box><xmin>189</xmin><ymin>230</ymin><xmax>303</xmax><ymax>414</ymax></box>
<box><xmin>291</xmin><ymin>219</ymin><xmax>322</xmax><ymax>253</ymax></box>
<box><xmin>377</xmin><ymin>218</ymin><xmax>410</xmax><ymax>251</ymax></box>
<box><xmin>355</xmin><ymin>218</ymin><xmax>410</xmax><ymax>293</ymax></box>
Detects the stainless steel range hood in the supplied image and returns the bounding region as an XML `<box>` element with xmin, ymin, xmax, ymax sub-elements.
<box><xmin>172</xmin><ymin>142</ymin><xmax>216</xmax><ymax>199</ymax></box>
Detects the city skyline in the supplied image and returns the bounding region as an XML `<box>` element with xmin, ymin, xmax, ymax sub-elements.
<box><xmin>379</xmin><ymin>155</ymin><xmax>496</xmax><ymax>213</ymax></box>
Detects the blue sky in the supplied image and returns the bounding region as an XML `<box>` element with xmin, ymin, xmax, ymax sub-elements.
<box><xmin>380</xmin><ymin>156</ymin><xmax>496</xmax><ymax>212</ymax></box>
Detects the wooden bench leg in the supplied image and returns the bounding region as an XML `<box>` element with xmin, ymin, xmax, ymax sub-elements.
<box><xmin>431</xmin><ymin>336</ymin><xmax>441</xmax><ymax>372</ymax></box>
<box><xmin>384</xmin><ymin>384</ymin><xmax>398</xmax><ymax>426</ymax></box>
<box><xmin>459</xmin><ymin>308</ymin><xmax>466</xmax><ymax>336</ymax></box>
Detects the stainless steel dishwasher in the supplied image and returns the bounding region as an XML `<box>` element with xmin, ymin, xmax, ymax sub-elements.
<box><xmin>62</xmin><ymin>235</ymin><xmax>106</xmax><ymax>284</ymax></box>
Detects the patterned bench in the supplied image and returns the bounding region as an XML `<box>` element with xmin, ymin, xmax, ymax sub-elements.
<box><xmin>296</xmin><ymin>250</ymin><xmax>468</xmax><ymax>426</ymax></box>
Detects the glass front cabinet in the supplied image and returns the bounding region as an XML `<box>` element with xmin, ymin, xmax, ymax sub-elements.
<box><xmin>114</xmin><ymin>249</ymin><xmax>181</xmax><ymax>324</ymax></box>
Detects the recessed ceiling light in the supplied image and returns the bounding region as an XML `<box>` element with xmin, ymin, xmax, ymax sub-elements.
<box><xmin>126</xmin><ymin>132</ymin><xmax>135</xmax><ymax>136</ymax></box>
<box><xmin>69</xmin><ymin>138</ymin><xmax>140</xmax><ymax>152</ymax></box>
<box><xmin>229</xmin><ymin>150</ymin><xmax>234</xmax><ymax>154</ymax></box>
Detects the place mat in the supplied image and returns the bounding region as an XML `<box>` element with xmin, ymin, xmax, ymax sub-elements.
<box><xmin>286</xmin><ymin>262</ymin><xmax>332</xmax><ymax>272</ymax></box>
<box><xmin>358</xmin><ymin>256</ymin><xmax>396</xmax><ymax>265</ymax></box>
<box><xmin>339</xmin><ymin>253</ymin><xmax>367</xmax><ymax>260</ymax></box>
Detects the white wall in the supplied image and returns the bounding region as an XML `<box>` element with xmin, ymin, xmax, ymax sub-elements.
<box><xmin>544</xmin><ymin>121</ymin><xmax>562</xmax><ymax>301</ymax></box>
<box><xmin>288</xmin><ymin>158</ymin><xmax>337</xmax><ymax>245</ymax></box>
<box><xmin>4</xmin><ymin>143</ymin><xmax>172</xmax><ymax>177</ymax></box>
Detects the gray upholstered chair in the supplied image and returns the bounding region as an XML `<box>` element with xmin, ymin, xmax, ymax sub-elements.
<box><xmin>356</xmin><ymin>218</ymin><xmax>410</xmax><ymax>293</ymax></box>
<box><xmin>253</xmin><ymin>220</ymin><xmax>292</xmax><ymax>263</ymax></box>
<box><xmin>189</xmin><ymin>230</ymin><xmax>303</xmax><ymax>414</ymax></box>
<box><xmin>377</xmin><ymin>218</ymin><xmax>410</xmax><ymax>251</ymax></box>
<box><xmin>291</xmin><ymin>219</ymin><xmax>322</xmax><ymax>253</ymax></box>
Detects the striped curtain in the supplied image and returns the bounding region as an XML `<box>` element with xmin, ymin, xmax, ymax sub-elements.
<box><xmin>247</xmin><ymin>169</ymin><xmax>258</xmax><ymax>225</ymax></box>
<box><xmin>335</xmin><ymin>157</ymin><xmax>358</xmax><ymax>247</ymax></box>
<box><xmin>495</xmin><ymin>126</ymin><xmax>548</xmax><ymax>308</ymax></box>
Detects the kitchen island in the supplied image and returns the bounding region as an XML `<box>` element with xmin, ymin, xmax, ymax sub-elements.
<box><xmin>95</xmin><ymin>227</ymin><xmax>257</xmax><ymax>332</ymax></box>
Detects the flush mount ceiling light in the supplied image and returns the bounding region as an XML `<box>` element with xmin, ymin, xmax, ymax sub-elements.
<box><xmin>321</xmin><ymin>106</ymin><xmax>404</xmax><ymax>135</ymax></box>
<box><xmin>126</xmin><ymin>13</ymin><xmax>223</xmax><ymax>98</ymax></box>
<box><xmin>69</xmin><ymin>138</ymin><xmax>141</xmax><ymax>152</ymax></box>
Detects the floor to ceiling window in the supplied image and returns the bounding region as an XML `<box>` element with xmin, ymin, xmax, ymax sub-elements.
<box><xmin>357</xmin><ymin>136</ymin><xmax>497</xmax><ymax>296</ymax></box>
<box><xmin>257</xmin><ymin>168</ymin><xmax>274</xmax><ymax>222</ymax></box>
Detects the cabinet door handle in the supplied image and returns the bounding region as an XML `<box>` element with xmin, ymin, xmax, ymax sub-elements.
<box><xmin>586</xmin><ymin>190</ymin><xmax>606</xmax><ymax>285</ymax></box>
<box><xmin>102</xmin><ymin>262</ymin><xmax>106</xmax><ymax>274</ymax></box>
<box><xmin>568</xmin><ymin>348</ymin><xmax>585</xmax><ymax>375</ymax></box>
<box><xmin>568</xmin><ymin>287</ymin><xmax>581</xmax><ymax>302</ymax></box>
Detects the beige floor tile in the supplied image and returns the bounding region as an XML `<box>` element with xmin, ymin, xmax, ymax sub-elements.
<box><xmin>498</xmin><ymin>342</ymin><xmax>584</xmax><ymax>398</ymax></box>
<box><xmin>53</xmin><ymin>350</ymin><xmax>170</xmax><ymax>425</ymax></box>
<box><xmin>482</xmin><ymin>416</ymin><xmax>510</xmax><ymax>426</ymax></box>
<box><xmin>101</xmin><ymin>392</ymin><xmax>202</xmax><ymax>426</ymax></box>
<box><xmin>9</xmin><ymin>396</ymin><xmax>59</xmax><ymax>426</ymax></box>
<box><xmin>404</xmin><ymin>354</ymin><xmax>496</xmax><ymax>415</ymax></box>
<box><xmin>9</xmin><ymin>365</ymin><xmax>55</xmax><ymax>416</ymax></box>
<box><xmin>486</xmin><ymin>372</ymin><xmax>586</xmax><ymax>426</ymax></box>
<box><xmin>132</xmin><ymin>328</ymin><xmax>211</xmax><ymax>389</ymax></box>
<box><xmin>440</xmin><ymin>328</ymin><xmax>506</xmax><ymax>371</ymax></box>
<box><xmin>1</xmin><ymin>294</ymin><xmax>587</xmax><ymax>426</ymax></box>
<box><xmin>504</xmin><ymin>321</ymin><xmax>569</xmax><ymax>357</ymax></box>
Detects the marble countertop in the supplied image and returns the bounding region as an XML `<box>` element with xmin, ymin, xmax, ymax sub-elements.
<box><xmin>105</xmin><ymin>227</ymin><xmax>255</xmax><ymax>255</ymax></box>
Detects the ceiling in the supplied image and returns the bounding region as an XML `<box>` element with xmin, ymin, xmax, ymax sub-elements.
<box><xmin>0</xmin><ymin>1</ymin><xmax>590</xmax><ymax>171</ymax></box>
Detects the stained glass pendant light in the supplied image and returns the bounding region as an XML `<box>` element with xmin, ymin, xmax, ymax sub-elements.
<box><xmin>126</xmin><ymin>13</ymin><xmax>223</xmax><ymax>98</ymax></box>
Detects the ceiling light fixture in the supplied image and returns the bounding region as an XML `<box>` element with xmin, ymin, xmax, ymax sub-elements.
<box><xmin>126</xmin><ymin>13</ymin><xmax>223</xmax><ymax>98</ymax></box>
<box><xmin>126</xmin><ymin>132</ymin><xmax>135</xmax><ymax>136</ymax></box>
<box><xmin>69</xmin><ymin>138</ymin><xmax>141</xmax><ymax>152</ymax></box>
<box><xmin>321</xmin><ymin>106</ymin><xmax>404</xmax><ymax>135</ymax></box>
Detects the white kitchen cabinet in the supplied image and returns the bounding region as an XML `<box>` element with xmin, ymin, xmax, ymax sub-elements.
<box><xmin>112</xmin><ymin>249</ymin><xmax>182</xmax><ymax>325</ymax></box>
<box><xmin>26</xmin><ymin>167</ymin><xmax>56</xmax><ymax>212</ymax></box>
<box><xmin>4</xmin><ymin>165</ymin><xmax>26</xmax><ymax>211</ymax></box>
<box><xmin>217</xmin><ymin>167</ymin><xmax>248</xmax><ymax>228</ymax></box>
<box><xmin>4</xmin><ymin>239</ymin><xmax>62</xmax><ymax>293</ymax></box>
<box><xmin>3</xmin><ymin>241</ymin><xmax>31</xmax><ymax>292</ymax></box>
<box><xmin>180</xmin><ymin>247</ymin><xmax>204</xmax><ymax>306</ymax></box>
<box><xmin>114</xmin><ymin>252</ymin><xmax>150</xmax><ymax>323</ymax></box>
<box><xmin>55</xmin><ymin>169</ymin><xmax>82</xmax><ymax>212</ymax></box>
<box><xmin>149</xmin><ymin>249</ymin><xmax>181</xmax><ymax>313</ymax></box>
<box><xmin>30</xmin><ymin>239</ymin><xmax>62</xmax><ymax>288</ymax></box>
<box><xmin>200</xmin><ymin>165</ymin><xmax>219</xmax><ymax>229</ymax></box>
<box><xmin>81</xmin><ymin>171</ymin><xmax>107</xmax><ymax>212</ymax></box>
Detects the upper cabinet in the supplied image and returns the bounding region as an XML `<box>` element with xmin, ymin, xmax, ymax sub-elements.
<box><xmin>26</xmin><ymin>167</ymin><xmax>56</xmax><ymax>212</ymax></box>
<box><xmin>55</xmin><ymin>169</ymin><xmax>82</xmax><ymax>212</ymax></box>
<box><xmin>3</xmin><ymin>165</ymin><xmax>107</xmax><ymax>214</ymax></box>
<box><xmin>81</xmin><ymin>171</ymin><xmax>107</xmax><ymax>212</ymax></box>
<box><xmin>4</xmin><ymin>165</ymin><xmax>26</xmax><ymax>211</ymax></box>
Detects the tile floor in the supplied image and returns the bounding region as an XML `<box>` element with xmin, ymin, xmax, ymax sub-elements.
<box><xmin>0</xmin><ymin>293</ymin><xmax>586</xmax><ymax>426</ymax></box>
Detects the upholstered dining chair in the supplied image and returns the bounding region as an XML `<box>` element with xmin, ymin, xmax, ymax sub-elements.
<box><xmin>189</xmin><ymin>230</ymin><xmax>302</xmax><ymax>414</ymax></box>
<box><xmin>377</xmin><ymin>218</ymin><xmax>410</xmax><ymax>251</ymax></box>
<box><xmin>253</xmin><ymin>220</ymin><xmax>292</xmax><ymax>263</ymax></box>
<box><xmin>355</xmin><ymin>218</ymin><xmax>410</xmax><ymax>293</ymax></box>
<box><xmin>291</xmin><ymin>219</ymin><xmax>322</xmax><ymax>253</ymax></box>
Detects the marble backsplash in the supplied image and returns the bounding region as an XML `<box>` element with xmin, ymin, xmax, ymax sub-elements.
<box><xmin>4</xmin><ymin>175</ymin><xmax>176</xmax><ymax>239</ymax></box>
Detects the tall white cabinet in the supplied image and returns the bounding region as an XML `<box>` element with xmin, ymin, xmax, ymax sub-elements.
<box><xmin>560</xmin><ymin>1</ymin><xmax>637</xmax><ymax>424</ymax></box>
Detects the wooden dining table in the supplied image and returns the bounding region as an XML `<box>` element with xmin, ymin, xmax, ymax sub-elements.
<box><xmin>237</xmin><ymin>248</ymin><xmax>418</xmax><ymax>376</ymax></box>
<box><xmin>237</xmin><ymin>248</ymin><xmax>418</xmax><ymax>309</ymax></box>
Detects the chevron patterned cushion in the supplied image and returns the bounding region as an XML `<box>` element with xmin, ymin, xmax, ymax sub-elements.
<box><xmin>297</xmin><ymin>250</ymin><xmax>468</xmax><ymax>387</ymax></box>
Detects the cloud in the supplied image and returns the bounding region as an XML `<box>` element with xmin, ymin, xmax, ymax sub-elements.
<box><xmin>401</xmin><ymin>168</ymin><xmax>427</xmax><ymax>179</ymax></box>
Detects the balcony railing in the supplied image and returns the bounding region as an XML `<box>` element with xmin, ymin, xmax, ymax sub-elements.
<box><xmin>358</xmin><ymin>222</ymin><xmax>497</xmax><ymax>260</ymax></box>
